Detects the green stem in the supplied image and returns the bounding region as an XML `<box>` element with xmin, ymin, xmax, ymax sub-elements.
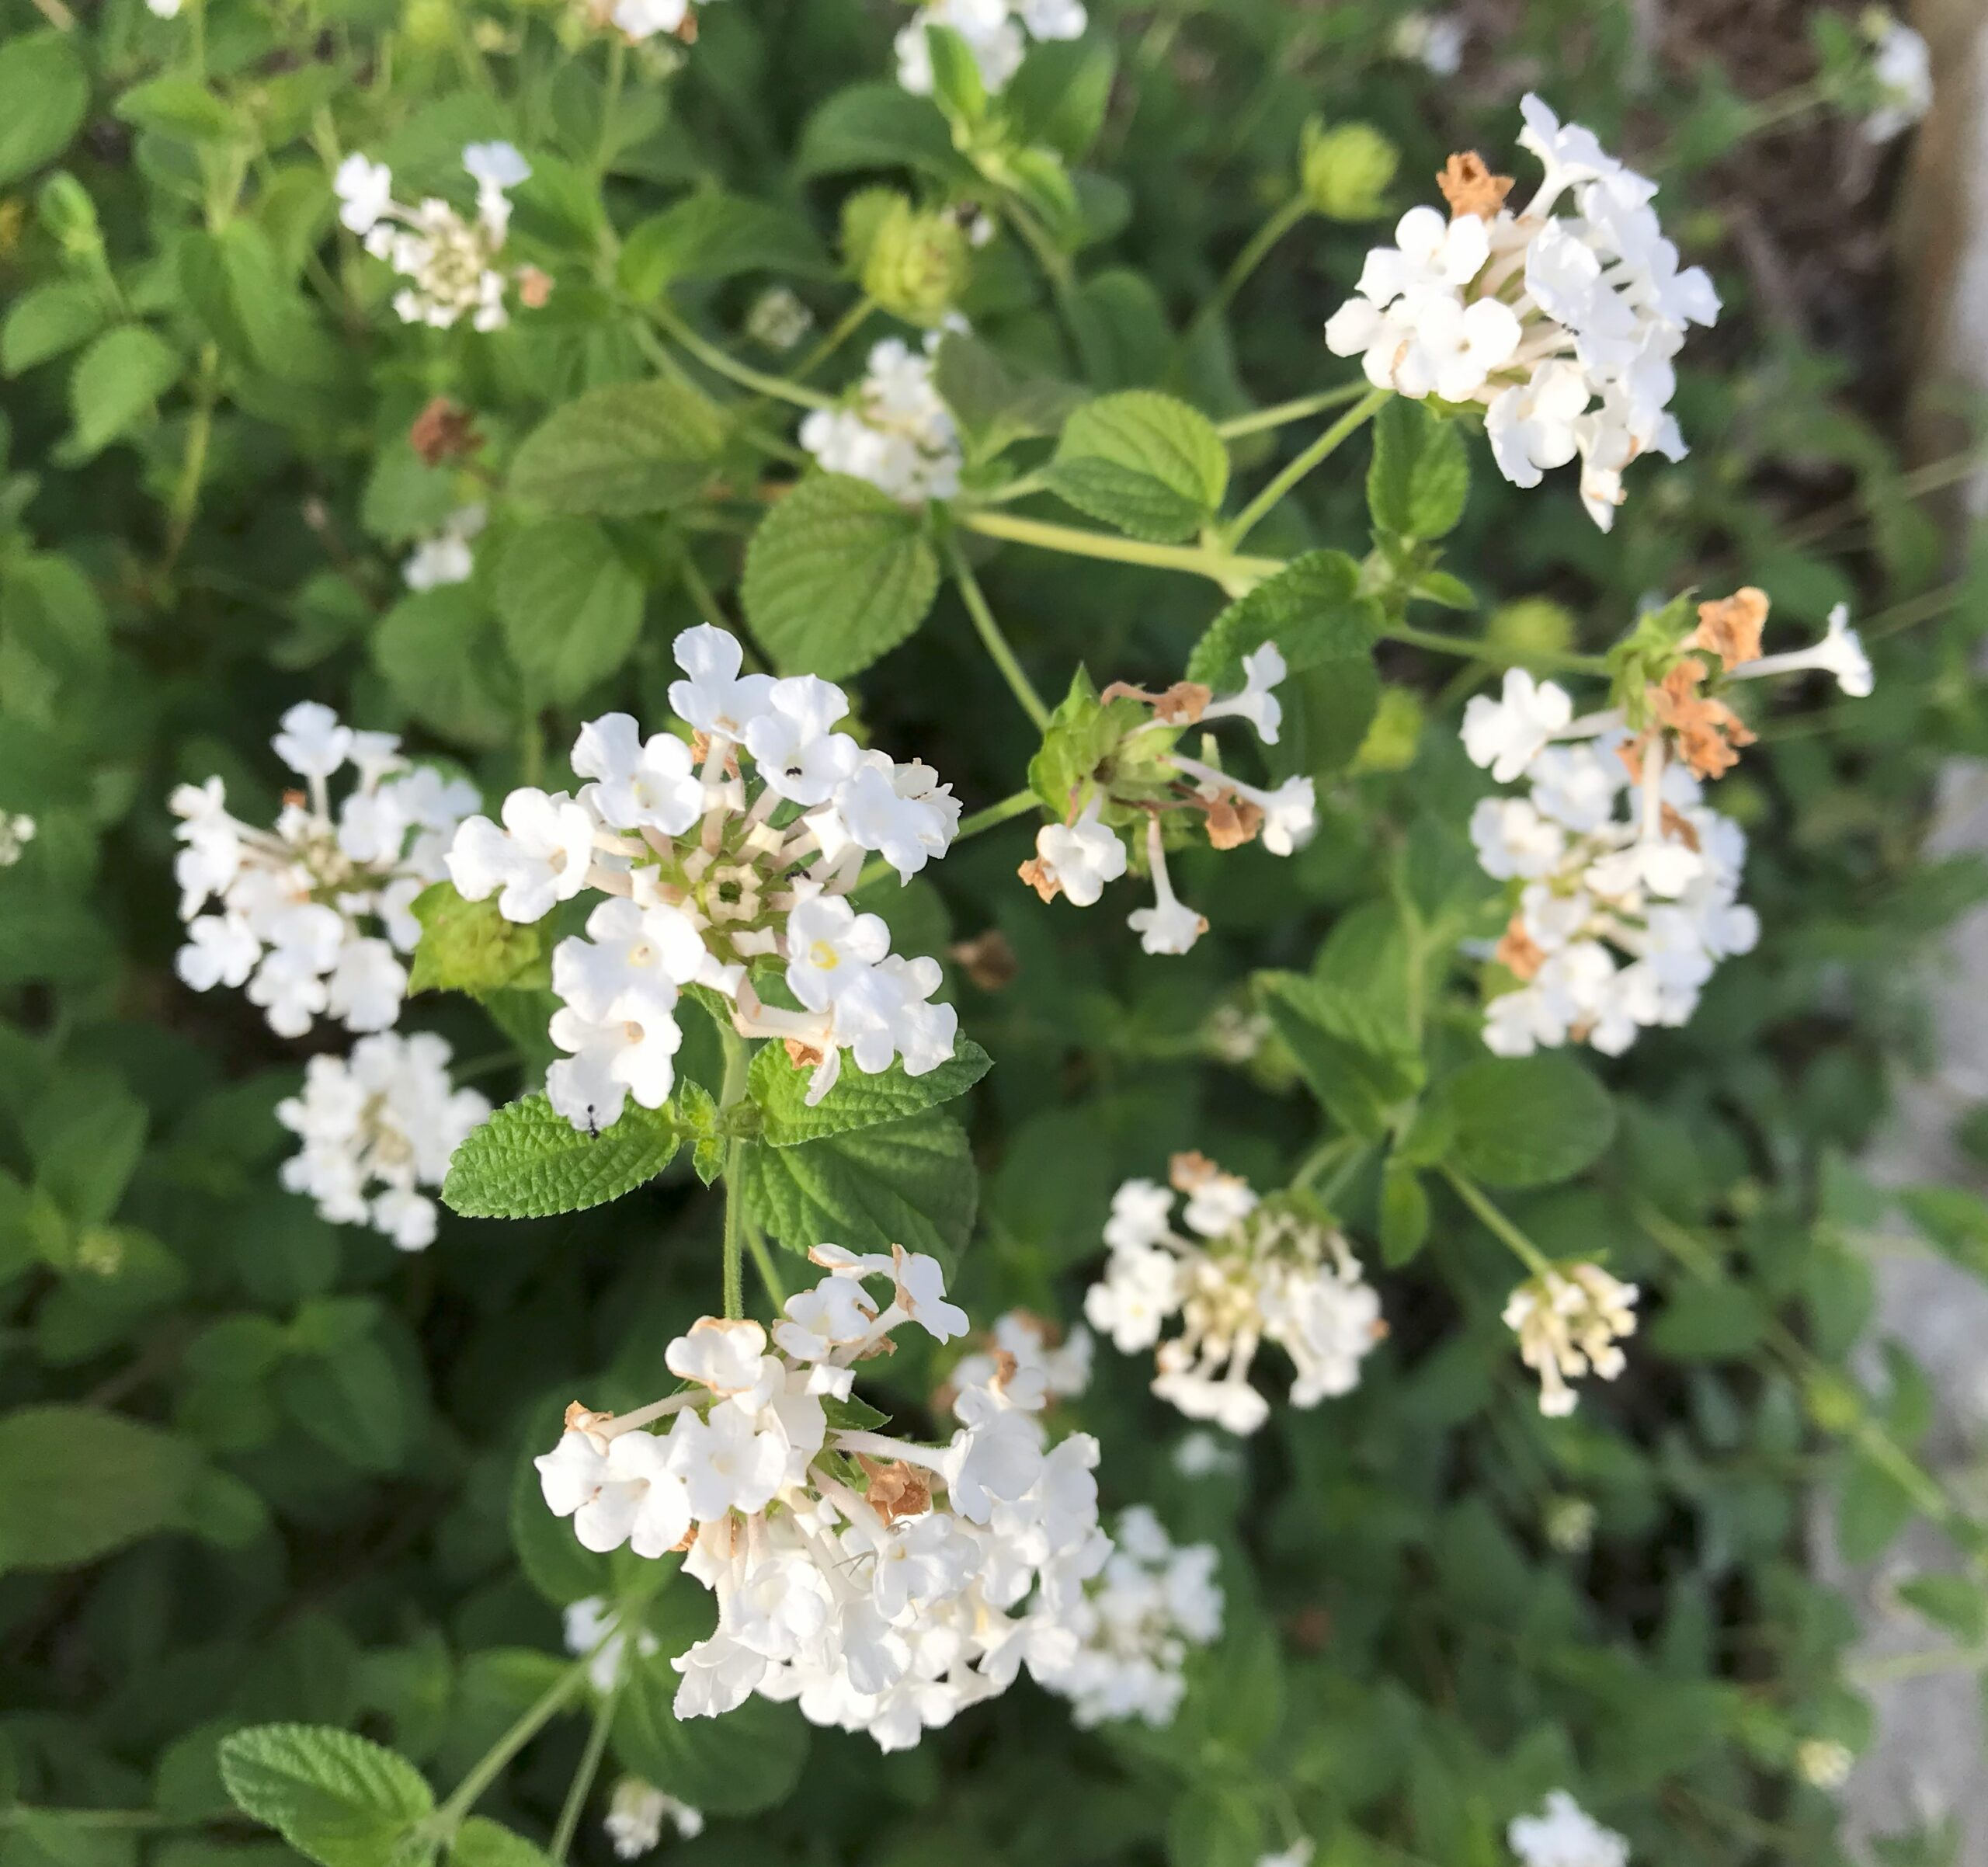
<box><xmin>944</xmin><ymin>536</ymin><xmax>1050</xmax><ymax>731</ymax></box>
<box><xmin>718</xmin><ymin>1027</ymin><xmax>752</xmax><ymax>1323</ymax></box>
<box><xmin>745</xmin><ymin>1217</ymin><xmax>787</xmax><ymax>1307</ymax></box>
<box><xmin>958</xmin><ymin>509</ymin><xmax>1281</xmax><ymax>586</ymax></box>
<box><xmin>1382</xmin><ymin>624</ymin><xmax>1610</xmax><ymax>676</ymax></box>
<box><xmin>1174</xmin><ymin>193</ymin><xmax>1310</xmax><ymax>367</ymax></box>
<box><xmin>855</xmin><ymin>787</ymin><xmax>1038</xmax><ymax>892</ymax></box>
<box><xmin>648</xmin><ymin>303</ymin><xmax>832</xmax><ymax>410</ymax></box>
<box><xmin>1216</xmin><ymin>382</ymin><xmax>1370</xmax><ymax>440</ymax></box>
<box><xmin>435</xmin><ymin>1658</ymin><xmax>591</xmax><ymax>1832</ymax></box>
<box><xmin>794</xmin><ymin>295</ymin><xmax>875</xmax><ymax>382</ymax></box>
<box><xmin>548</xmin><ymin>1678</ymin><xmax>621</xmax><ymax>1863</ymax></box>
<box><xmin>0</xmin><ymin>1810</ymin><xmax>188</xmax><ymax>1831</ymax></box>
<box><xmin>1225</xmin><ymin>387</ymin><xmax>1390</xmax><ymax>548</ymax></box>
<box><xmin>676</xmin><ymin>552</ymin><xmax>734</xmax><ymax>632</ymax></box>
<box><xmin>158</xmin><ymin>346</ymin><xmax>221</xmax><ymax>578</ymax></box>
<box><xmin>1291</xmin><ymin>1133</ymin><xmax>1358</xmax><ymax>1194</ymax></box>
<box><xmin>592</xmin><ymin>39</ymin><xmax>626</xmax><ymax>180</ymax></box>
<box><xmin>999</xmin><ymin>197</ymin><xmax>1084</xmax><ymax>341</ymax></box>
<box><xmin>1440</xmin><ymin>1165</ymin><xmax>1554</xmax><ymax>1280</ymax></box>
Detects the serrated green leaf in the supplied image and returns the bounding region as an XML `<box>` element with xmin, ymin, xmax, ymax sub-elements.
<box><xmin>66</xmin><ymin>325</ymin><xmax>182</xmax><ymax>460</ymax></box>
<box><xmin>217</xmin><ymin>1725</ymin><xmax>433</xmax><ymax>1867</ymax></box>
<box><xmin>740</xmin><ymin>1108</ymin><xmax>975</xmax><ymax>1266</ymax></box>
<box><xmin>372</xmin><ymin>586</ymin><xmax>516</xmax><ymax>750</ymax></box>
<box><xmin>0</xmin><ymin>33</ymin><xmax>88</xmax><ymax>185</ymax></box>
<box><xmin>749</xmin><ymin>1036</ymin><xmax>990</xmax><ymax>1145</ymax></box>
<box><xmin>0</xmin><ymin>1405</ymin><xmax>206</xmax><ymax>1573</ymax></box>
<box><xmin>2</xmin><ymin>282</ymin><xmax>106</xmax><ymax>377</ymax></box>
<box><xmin>443</xmin><ymin>1096</ymin><xmax>680</xmax><ymax>1219</ymax></box>
<box><xmin>408</xmin><ymin>881</ymin><xmax>548</xmax><ymax>997</ymax></box>
<box><xmin>1896</xmin><ymin>1573</ymin><xmax>1986</xmax><ymax>1646</ymax></box>
<box><xmin>1367</xmin><ymin>397</ymin><xmax>1468</xmax><ymax>541</ymax></box>
<box><xmin>1256</xmin><ymin>971</ymin><xmax>1423</xmax><ymax>1139</ymax></box>
<box><xmin>115</xmin><ymin>75</ymin><xmax>240</xmax><ymax>143</ymax></box>
<box><xmin>1186</xmin><ymin>549</ymin><xmax>1380</xmax><ymax>690</ymax></box>
<box><xmin>795</xmin><ymin>84</ymin><xmax>971</xmax><ymax>182</ymax></box>
<box><xmin>508</xmin><ymin>382</ymin><xmax>727</xmax><ymax>516</ymax></box>
<box><xmin>447</xmin><ymin>1821</ymin><xmax>548</xmax><ymax>1867</ymax></box>
<box><xmin>492</xmin><ymin>518</ymin><xmax>645</xmax><ymax>705</ymax></box>
<box><xmin>617</xmin><ymin>194</ymin><xmax>829</xmax><ymax>297</ymax></box>
<box><xmin>741</xmin><ymin>472</ymin><xmax>940</xmax><ymax>680</ymax></box>
<box><xmin>1026</xmin><ymin>665</ymin><xmax>1149</xmax><ymax>815</ymax></box>
<box><xmin>1379</xmin><ymin>1164</ymin><xmax>1429</xmax><ymax>1267</ymax></box>
<box><xmin>932</xmin><ymin>331</ymin><xmax>1086</xmax><ymax>462</ymax></box>
<box><xmin>1048</xmin><ymin>391</ymin><xmax>1229</xmax><ymax>542</ymax></box>
<box><xmin>923</xmin><ymin>25</ymin><xmax>988</xmax><ymax>127</ymax></box>
<box><xmin>1439</xmin><ymin>1055</ymin><xmax>1615</xmax><ymax>1188</ymax></box>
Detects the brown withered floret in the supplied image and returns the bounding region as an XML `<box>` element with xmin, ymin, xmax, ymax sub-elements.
<box><xmin>1495</xmin><ymin>915</ymin><xmax>1547</xmax><ymax>982</ymax></box>
<box><xmin>858</xmin><ymin>1455</ymin><xmax>932</xmax><ymax>1524</ymax></box>
<box><xmin>1017</xmin><ymin>856</ymin><xmax>1061</xmax><ymax>904</ymax></box>
<box><xmin>408</xmin><ymin>396</ymin><xmax>483</xmax><ymax>465</ymax></box>
<box><xmin>1649</xmin><ymin>662</ymin><xmax>1756</xmax><ymax>781</ymax></box>
<box><xmin>948</xmin><ymin>928</ymin><xmax>1019</xmax><ymax>990</ymax></box>
<box><xmin>1203</xmin><ymin>794</ymin><xmax>1264</xmax><ymax>850</ymax></box>
<box><xmin>1687</xmin><ymin>587</ymin><xmax>1770</xmax><ymax>669</ymax></box>
<box><xmin>1437</xmin><ymin>151</ymin><xmax>1514</xmax><ymax>220</ymax></box>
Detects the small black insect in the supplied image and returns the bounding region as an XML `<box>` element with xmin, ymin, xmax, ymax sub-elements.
<box><xmin>584</xmin><ymin>1107</ymin><xmax>601</xmax><ymax>1139</ymax></box>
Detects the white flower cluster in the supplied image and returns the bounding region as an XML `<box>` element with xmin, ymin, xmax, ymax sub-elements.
<box><xmin>0</xmin><ymin>812</ymin><xmax>33</xmax><ymax>868</ymax></box>
<box><xmin>1507</xmin><ymin>1791</ymin><xmax>1629</xmax><ymax>1867</ymax></box>
<box><xmin>1392</xmin><ymin>11</ymin><xmax>1465</xmax><ymax>76</ymax></box>
<box><xmin>334</xmin><ymin>143</ymin><xmax>540</xmax><ymax>332</ymax></box>
<box><xmin>446</xmin><ymin>624</ymin><xmax>959</xmax><ymax>1132</ymax></box>
<box><xmin>1034</xmin><ymin>1504</ymin><xmax>1222</xmax><ymax>1728</ymax></box>
<box><xmin>535</xmin><ymin>1249</ymin><xmax>1110</xmax><ymax>1751</ymax></box>
<box><xmin>1503</xmin><ymin>1264</ymin><xmax>1639</xmax><ymax>1417</ymax></box>
<box><xmin>799</xmin><ymin>336</ymin><xmax>963</xmax><ymax>506</ymax></box>
<box><xmin>604</xmin><ymin>1780</ymin><xmax>703</xmax><ymax>1858</ymax></box>
<box><xmin>895</xmin><ymin>0</ymin><xmax>1087</xmax><ymax>97</ymax></box>
<box><xmin>1464</xmin><ymin>599</ymin><xmax>1873</xmax><ymax>1059</ymax></box>
<box><xmin>1085</xmin><ymin>1155</ymin><xmax>1384</xmax><ymax>1435</ymax></box>
<box><xmin>1024</xmin><ymin>646</ymin><xmax>1315</xmax><ymax>956</ymax></box>
<box><xmin>950</xmin><ymin>1309</ymin><xmax>1093</xmax><ymax>1406</ymax></box>
<box><xmin>402</xmin><ymin>506</ymin><xmax>485</xmax><ymax>591</ymax></box>
<box><xmin>276</xmin><ymin>1033</ymin><xmax>490</xmax><ymax>1250</ymax></box>
<box><xmin>1326</xmin><ymin>95</ymin><xmax>1719</xmax><ymax>530</ymax></box>
<box><xmin>172</xmin><ymin>704</ymin><xmax>478</xmax><ymax>1038</ymax></box>
<box><xmin>1863</xmin><ymin>12</ymin><xmax>1932</xmax><ymax>143</ymax></box>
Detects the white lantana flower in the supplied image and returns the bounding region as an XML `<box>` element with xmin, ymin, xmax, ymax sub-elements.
<box><xmin>1862</xmin><ymin>12</ymin><xmax>1932</xmax><ymax>143</ymax></box>
<box><xmin>798</xmin><ymin>335</ymin><xmax>963</xmax><ymax>505</ymax></box>
<box><xmin>536</xmin><ymin>1250</ymin><xmax>1110</xmax><ymax>1752</ymax></box>
<box><xmin>951</xmin><ymin>1309</ymin><xmax>1094</xmax><ymax>1409</ymax></box>
<box><xmin>172</xmin><ymin>709</ymin><xmax>478</xmax><ymax>1038</ymax></box>
<box><xmin>1392</xmin><ymin>12</ymin><xmax>1464</xmax><ymax>75</ymax></box>
<box><xmin>603</xmin><ymin>1779</ymin><xmax>703</xmax><ymax>1858</ymax></box>
<box><xmin>401</xmin><ymin>505</ymin><xmax>486</xmax><ymax>591</ymax></box>
<box><xmin>1024</xmin><ymin>645</ymin><xmax>1313</xmax><ymax>952</ymax></box>
<box><xmin>1507</xmin><ymin>1791</ymin><xmax>1630</xmax><ymax>1867</ymax></box>
<box><xmin>1085</xmin><ymin>1154</ymin><xmax>1385</xmax><ymax>1434</ymax></box>
<box><xmin>1326</xmin><ymin>95</ymin><xmax>1719</xmax><ymax>530</ymax></box>
<box><xmin>1465</xmin><ymin>589</ymin><xmax>1874</xmax><ymax>1060</ymax></box>
<box><xmin>0</xmin><ymin>813</ymin><xmax>35</xmax><ymax>868</ymax></box>
<box><xmin>335</xmin><ymin>144</ymin><xmax>540</xmax><ymax>332</ymax></box>
<box><xmin>1030</xmin><ymin>1505</ymin><xmax>1222</xmax><ymax>1728</ymax></box>
<box><xmin>894</xmin><ymin>0</ymin><xmax>1086</xmax><ymax>97</ymax></box>
<box><xmin>1503</xmin><ymin>1265</ymin><xmax>1639</xmax><ymax>1417</ymax></box>
<box><xmin>276</xmin><ymin>1033</ymin><xmax>490</xmax><ymax>1250</ymax></box>
<box><xmin>447</xmin><ymin>624</ymin><xmax>961</xmax><ymax>1129</ymax></box>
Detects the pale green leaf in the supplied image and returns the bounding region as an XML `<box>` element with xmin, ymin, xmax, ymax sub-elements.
<box><xmin>443</xmin><ymin>1094</ymin><xmax>680</xmax><ymax>1219</ymax></box>
<box><xmin>749</xmin><ymin>1036</ymin><xmax>990</xmax><ymax>1145</ymax></box>
<box><xmin>508</xmin><ymin>382</ymin><xmax>727</xmax><ymax>516</ymax></box>
<box><xmin>0</xmin><ymin>1406</ymin><xmax>205</xmax><ymax>1573</ymax></box>
<box><xmin>0</xmin><ymin>33</ymin><xmax>89</xmax><ymax>186</ymax></box>
<box><xmin>1440</xmin><ymin>1055</ymin><xmax>1615</xmax><ymax>1188</ymax></box>
<box><xmin>492</xmin><ymin>518</ymin><xmax>645</xmax><ymax>705</ymax></box>
<box><xmin>1048</xmin><ymin>391</ymin><xmax>1229</xmax><ymax>542</ymax></box>
<box><xmin>1367</xmin><ymin>397</ymin><xmax>1468</xmax><ymax>541</ymax></box>
<box><xmin>217</xmin><ymin>1725</ymin><xmax>434</xmax><ymax>1867</ymax></box>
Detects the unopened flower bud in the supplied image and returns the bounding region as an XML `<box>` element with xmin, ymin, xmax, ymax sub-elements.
<box><xmin>1489</xmin><ymin>598</ymin><xmax>1577</xmax><ymax>659</ymax></box>
<box><xmin>856</xmin><ymin>196</ymin><xmax>971</xmax><ymax>329</ymax></box>
<box><xmin>1300</xmin><ymin>119</ymin><xmax>1400</xmax><ymax>221</ymax></box>
<box><xmin>36</xmin><ymin>172</ymin><xmax>99</xmax><ymax>256</ymax></box>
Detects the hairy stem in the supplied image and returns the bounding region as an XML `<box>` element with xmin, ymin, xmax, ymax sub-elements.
<box><xmin>1173</xmin><ymin>193</ymin><xmax>1310</xmax><ymax>370</ymax></box>
<box><xmin>548</xmin><ymin>1675</ymin><xmax>622</xmax><ymax>1863</ymax></box>
<box><xmin>1382</xmin><ymin>624</ymin><xmax>1611</xmax><ymax>676</ymax></box>
<box><xmin>853</xmin><ymin>787</ymin><xmax>1039</xmax><ymax>892</ymax></box>
<box><xmin>434</xmin><ymin>1657</ymin><xmax>591</xmax><ymax>1831</ymax></box>
<box><xmin>1225</xmin><ymin>387</ymin><xmax>1390</xmax><ymax>548</ymax></box>
<box><xmin>1216</xmin><ymin>382</ymin><xmax>1371</xmax><ymax>440</ymax></box>
<box><xmin>959</xmin><ymin>509</ymin><xmax>1281</xmax><ymax>586</ymax></box>
<box><xmin>945</xmin><ymin>535</ymin><xmax>1051</xmax><ymax>730</ymax></box>
<box><xmin>648</xmin><ymin>302</ymin><xmax>832</xmax><ymax>410</ymax></box>
<box><xmin>1441</xmin><ymin>1165</ymin><xmax>1555</xmax><ymax>1280</ymax></box>
<box><xmin>718</xmin><ymin>1027</ymin><xmax>752</xmax><ymax>1322</ymax></box>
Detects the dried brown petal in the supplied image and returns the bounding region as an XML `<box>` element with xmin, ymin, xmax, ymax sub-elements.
<box><xmin>1437</xmin><ymin>151</ymin><xmax>1514</xmax><ymax>219</ymax></box>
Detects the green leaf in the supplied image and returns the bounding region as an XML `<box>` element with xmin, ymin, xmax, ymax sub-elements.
<box><xmin>614</xmin><ymin>1648</ymin><xmax>808</xmax><ymax>1817</ymax></box>
<box><xmin>443</xmin><ymin>1094</ymin><xmax>680</xmax><ymax>1219</ymax></box>
<box><xmin>1256</xmin><ymin>971</ymin><xmax>1423</xmax><ymax>1139</ymax></box>
<box><xmin>1165</xmin><ymin>1789</ymin><xmax>1263</xmax><ymax>1867</ymax></box>
<box><xmin>492</xmin><ymin>518</ymin><xmax>645</xmax><ymax>705</ymax></box>
<box><xmin>0</xmin><ymin>1406</ymin><xmax>206</xmax><ymax>1573</ymax></box>
<box><xmin>372</xmin><ymin>586</ymin><xmax>516</xmax><ymax>749</ymax></box>
<box><xmin>0</xmin><ymin>33</ymin><xmax>88</xmax><ymax>186</ymax></box>
<box><xmin>114</xmin><ymin>75</ymin><xmax>240</xmax><ymax>144</ymax></box>
<box><xmin>932</xmin><ymin>331</ymin><xmax>1086</xmax><ymax>462</ymax></box>
<box><xmin>508</xmin><ymin>382</ymin><xmax>727</xmax><ymax>516</ymax></box>
<box><xmin>2</xmin><ymin>282</ymin><xmax>106</xmax><ymax>377</ymax></box>
<box><xmin>1047</xmin><ymin>391</ymin><xmax>1229</xmax><ymax>542</ymax></box>
<box><xmin>1006</xmin><ymin>40</ymin><xmax>1117</xmax><ymax>162</ymax></box>
<box><xmin>447</xmin><ymin>1822</ymin><xmax>549</xmax><ymax>1867</ymax></box>
<box><xmin>217</xmin><ymin>1726</ymin><xmax>434</xmax><ymax>1867</ymax></box>
<box><xmin>741</xmin><ymin>472</ymin><xmax>940</xmax><ymax>680</ymax></box>
<box><xmin>923</xmin><ymin>25</ymin><xmax>988</xmax><ymax>126</ymax></box>
<box><xmin>1185</xmin><ymin>548</ymin><xmax>1380</xmax><ymax>690</ymax></box>
<box><xmin>1647</xmin><ymin>1283</ymin><xmax>1767</xmax><ymax>1361</ymax></box>
<box><xmin>408</xmin><ymin>881</ymin><xmax>548</xmax><ymax>998</ymax></box>
<box><xmin>749</xmin><ymin>1036</ymin><xmax>990</xmax><ymax>1145</ymax></box>
<box><xmin>1896</xmin><ymin>1573</ymin><xmax>1987</xmax><ymax>1646</ymax></box>
<box><xmin>175</xmin><ymin>224</ymin><xmax>339</xmax><ymax>385</ymax></box>
<box><xmin>1379</xmin><ymin>1164</ymin><xmax>1429</xmax><ymax>1267</ymax></box>
<box><xmin>1367</xmin><ymin>396</ymin><xmax>1468</xmax><ymax>541</ymax></box>
<box><xmin>617</xmin><ymin>193</ymin><xmax>829</xmax><ymax>297</ymax></box>
<box><xmin>65</xmin><ymin>325</ymin><xmax>182</xmax><ymax>460</ymax></box>
<box><xmin>279</xmin><ymin>1333</ymin><xmax>408</xmax><ymax>1475</ymax></box>
<box><xmin>796</xmin><ymin>84</ymin><xmax>971</xmax><ymax>182</ymax></box>
<box><xmin>1026</xmin><ymin>665</ymin><xmax>1148</xmax><ymax>815</ymax></box>
<box><xmin>741</xmin><ymin>1107</ymin><xmax>976</xmax><ymax>1265</ymax></box>
<box><xmin>1440</xmin><ymin>1055</ymin><xmax>1615</xmax><ymax>1189</ymax></box>
<box><xmin>1837</xmin><ymin>1448</ymin><xmax>1916</xmax><ymax>1565</ymax></box>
